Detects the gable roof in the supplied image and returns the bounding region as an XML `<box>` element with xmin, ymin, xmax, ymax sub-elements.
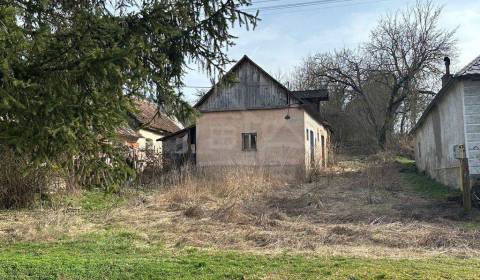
<box><xmin>411</xmin><ymin>55</ymin><xmax>480</xmax><ymax>134</ymax></box>
<box><xmin>194</xmin><ymin>55</ymin><xmax>293</xmax><ymax>109</ymax></box>
<box><xmin>456</xmin><ymin>55</ymin><xmax>480</xmax><ymax>77</ymax></box>
<box><xmin>194</xmin><ymin>55</ymin><xmax>331</xmax><ymax>130</ymax></box>
<box><xmin>132</xmin><ymin>100</ymin><xmax>181</xmax><ymax>134</ymax></box>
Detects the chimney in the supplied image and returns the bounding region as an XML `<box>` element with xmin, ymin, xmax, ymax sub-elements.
<box><xmin>442</xmin><ymin>57</ymin><xmax>453</xmax><ymax>87</ymax></box>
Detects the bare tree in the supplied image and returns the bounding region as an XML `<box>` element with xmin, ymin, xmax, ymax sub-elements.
<box><xmin>307</xmin><ymin>1</ymin><xmax>456</xmax><ymax>149</ymax></box>
<box><xmin>292</xmin><ymin>54</ymin><xmax>379</xmax><ymax>152</ymax></box>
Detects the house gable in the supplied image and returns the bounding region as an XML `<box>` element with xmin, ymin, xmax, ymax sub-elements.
<box><xmin>412</xmin><ymin>55</ymin><xmax>480</xmax><ymax>135</ymax></box>
<box><xmin>195</xmin><ymin>56</ymin><xmax>290</xmax><ymax>112</ymax></box>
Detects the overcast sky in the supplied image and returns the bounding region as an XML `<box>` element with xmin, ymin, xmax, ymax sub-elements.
<box><xmin>182</xmin><ymin>0</ymin><xmax>480</xmax><ymax>103</ymax></box>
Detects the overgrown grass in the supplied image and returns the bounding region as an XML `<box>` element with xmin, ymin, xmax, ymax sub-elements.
<box><xmin>3</xmin><ymin>158</ymin><xmax>480</xmax><ymax>279</ymax></box>
<box><xmin>395</xmin><ymin>156</ymin><xmax>416</xmax><ymax>172</ymax></box>
<box><xmin>1</xmin><ymin>231</ymin><xmax>480</xmax><ymax>279</ymax></box>
<box><xmin>395</xmin><ymin>156</ymin><xmax>461</xmax><ymax>200</ymax></box>
<box><xmin>51</xmin><ymin>189</ymin><xmax>130</xmax><ymax>211</ymax></box>
<box><xmin>403</xmin><ymin>172</ymin><xmax>460</xmax><ymax>200</ymax></box>
<box><xmin>71</xmin><ymin>190</ymin><xmax>128</xmax><ymax>211</ymax></box>
<box><xmin>395</xmin><ymin>156</ymin><xmax>415</xmax><ymax>166</ymax></box>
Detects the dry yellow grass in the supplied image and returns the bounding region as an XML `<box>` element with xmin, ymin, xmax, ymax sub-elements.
<box><xmin>1</xmin><ymin>156</ymin><xmax>480</xmax><ymax>259</ymax></box>
<box><xmin>0</xmin><ymin>210</ymin><xmax>97</xmax><ymax>242</ymax></box>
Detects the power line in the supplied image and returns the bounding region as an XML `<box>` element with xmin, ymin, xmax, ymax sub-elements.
<box><xmin>259</xmin><ymin>0</ymin><xmax>391</xmax><ymax>15</ymax></box>
<box><xmin>251</xmin><ymin>0</ymin><xmax>293</xmax><ymax>4</ymax></box>
<box><xmin>184</xmin><ymin>84</ymin><xmax>291</xmax><ymax>88</ymax></box>
<box><xmin>251</xmin><ymin>0</ymin><xmax>287</xmax><ymax>4</ymax></box>
<box><xmin>242</xmin><ymin>0</ymin><xmax>357</xmax><ymax>11</ymax></box>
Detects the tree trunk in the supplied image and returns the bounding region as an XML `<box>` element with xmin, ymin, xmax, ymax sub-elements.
<box><xmin>378</xmin><ymin>116</ymin><xmax>396</xmax><ymax>149</ymax></box>
<box><xmin>378</xmin><ymin>97</ymin><xmax>402</xmax><ymax>149</ymax></box>
<box><xmin>400</xmin><ymin>112</ymin><xmax>406</xmax><ymax>135</ymax></box>
<box><xmin>377</xmin><ymin>122</ymin><xmax>389</xmax><ymax>150</ymax></box>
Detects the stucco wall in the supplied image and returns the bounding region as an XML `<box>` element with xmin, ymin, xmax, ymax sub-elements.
<box><xmin>414</xmin><ymin>81</ymin><xmax>465</xmax><ymax>188</ymax></box>
<box><xmin>304</xmin><ymin>111</ymin><xmax>330</xmax><ymax>169</ymax></box>
<box><xmin>196</xmin><ymin>107</ymin><xmax>306</xmax><ymax>168</ymax></box>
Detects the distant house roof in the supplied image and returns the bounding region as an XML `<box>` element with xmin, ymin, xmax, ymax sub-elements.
<box><xmin>194</xmin><ymin>55</ymin><xmax>331</xmax><ymax>131</ymax></box>
<box><xmin>291</xmin><ymin>89</ymin><xmax>329</xmax><ymax>101</ymax></box>
<box><xmin>411</xmin><ymin>55</ymin><xmax>480</xmax><ymax>134</ymax></box>
<box><xmin>132</xmin><ymin>100</ymin><xmax>181</xmax><ymax>134</ymax></box>
<box><xmin>117</xmin><ymin>125</ymin><xmax>141</xmax><ymax>140</ymax></box>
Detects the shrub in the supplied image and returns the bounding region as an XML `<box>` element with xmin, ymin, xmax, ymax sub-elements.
<box><xmin>0</xmin><ymin>148</ymin><xmax>49</xmax><ymax>208</ymax></box>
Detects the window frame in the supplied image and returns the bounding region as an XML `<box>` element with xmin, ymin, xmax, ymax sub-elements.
<box><xmin>242</xmin><ymin>132</ymin><xmax>257</xmax><ymax>151</ymax></box>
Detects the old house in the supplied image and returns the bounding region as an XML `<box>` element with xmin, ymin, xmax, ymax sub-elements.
<box><xmin>160</xmin><ymin>55</ymin><xmax>332</xmax><ymax>173</ymax></box>
<box><xmin>412</xmin><ymin>55</ymin><xmax>480</xmax><ymax>188</ymax></box>
<box><xmin>117</xmin><ymin>99</ymin><xmax>182</xmax><ymax>168</ymax></box>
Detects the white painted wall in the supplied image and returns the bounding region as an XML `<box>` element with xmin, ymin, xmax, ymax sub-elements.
<box><xmin>463</xmin><ymin>79</ymin><xmax>480</xmax><ymax>175</ymax></box>
<box><xmin>304</xmin><ymin>111</ymin><xmax>330</xmax><ymax>169</ymax></box>
<box><xmin>137</xmin><ymin>129</ymin><xmax>164</xmax><ymax>153</ymax></box>
<box><xmin>414</xmin><ymin>81</ymin><xmax>465</xmax><ymax>188</ymax></box>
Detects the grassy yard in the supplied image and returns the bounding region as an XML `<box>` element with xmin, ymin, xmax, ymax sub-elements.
<box><xmin>2</xmin><ymin>231</ymin><xmax>480</xmax><ymax>279</ymax></box>
<box><xmin>396</xmin><ymin>156</ymin><xmax>461</xmax><ymax>200</ymax></box>
<box><xmin>1</xmin><ymin>155</ymin><xmax>480</xmax><ymax>279</ymax></box>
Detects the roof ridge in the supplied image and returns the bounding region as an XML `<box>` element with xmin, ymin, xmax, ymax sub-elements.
<box><xmin>456</xmin><ymin>54</ymin><xmax>480</xmax><ymax>77</ymax></box>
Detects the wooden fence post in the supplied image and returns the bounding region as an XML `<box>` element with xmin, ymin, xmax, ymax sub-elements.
<box><xmin>460</xmin><ymin>158</ymin><xmax>472</xmax><ymax>211</ymax></box>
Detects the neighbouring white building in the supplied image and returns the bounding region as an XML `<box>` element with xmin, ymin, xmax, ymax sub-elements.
<box><xmin>117</xmin><ymin>99</ymin><xmax>182</xmax><ymax>168</ymax></box>
<box><xmin>412</xmin><ymin>55</ymin><xmax>480</xmax><ymax>188</ymax></box>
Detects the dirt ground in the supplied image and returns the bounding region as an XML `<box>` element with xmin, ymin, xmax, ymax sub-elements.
<box><xmin>1</xmin><ymin>155</ymin><xmax>480</xmax><ymax>258</ymax></box>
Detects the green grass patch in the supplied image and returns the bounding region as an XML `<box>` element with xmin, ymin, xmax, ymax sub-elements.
<box><xmin>395</xmin><ymin>156</ymin><xmax>416</xmax><ymax>172</ymax></box>
<box><xmin>395</xmin><ymin>156</ymin><xmax>415</xmax><ymax>165</ymax></box>
<box><xmin>1</xmin><ymin>232</ymin><xmax>480</xmax><ymax>279</ymax></box>
<box><xmin>402</xmin><ymin>171</ymin><xmax>460</xmax><ymax>200</ymax></box>
<box><xmin>55</xmin><ymin>189</ymin><xmax>129</xmax><ymax>211</ymax></box>
<box><xmin>395</xmin><ymin>156</ymin><xmax>460</xmax><ymax>200</ymax></box>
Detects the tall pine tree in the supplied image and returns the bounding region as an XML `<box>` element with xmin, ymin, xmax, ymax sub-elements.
<box><xmin>0</xmin><ymin>0</ymin><xmax>257</xmax><ymax>189</ymax></box>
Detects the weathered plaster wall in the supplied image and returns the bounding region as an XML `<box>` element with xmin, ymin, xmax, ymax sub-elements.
<box><xmin>463</xmin><ymin>79</ymin><xmax>480</xmax><ymax>176</ymax></box>
<box><xmin>304</xmin><ymin>112</ymin><xmax>330</xmax><ymax>169</ymax></box>
<box><xmin>414</xmin><ymin>81</ymin><xmax>465</xmax><ymax>188</ymax></box>
<box><xmin>196</xmin><ymin>107</ymin><xmax>306</xmax><ymax>168</ymax></box>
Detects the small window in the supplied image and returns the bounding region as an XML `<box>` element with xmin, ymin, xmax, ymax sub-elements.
<box><xmin>242</xmin><ymin>133</ymin><xmax>257</xmax><ymax>151</ymax></box>
<box><xmin>306</xmin><ymin>129</ymin><xmax>309</xmax><ymax>141</ymax></box>
<box><xmin>418</xmin><ymin>143</ymin><xmax>421</xmax><ymax>158</ymax></box>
